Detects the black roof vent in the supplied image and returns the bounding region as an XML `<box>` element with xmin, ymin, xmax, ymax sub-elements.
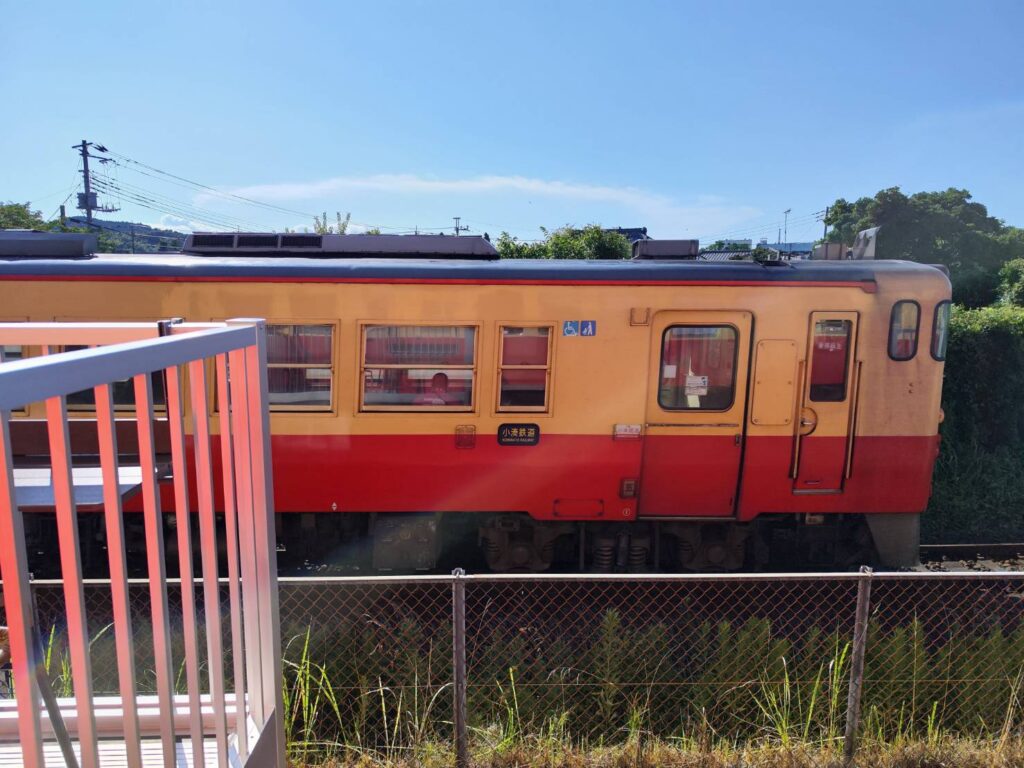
<box><xmin>632</xmin><ymin>239</ymin><xmax>701</xmax><ymax>260</ymax></box>
<box><xmin>280</xmin><ymin>234</ymin><xmax>323</xmax><ymax>248</ymax></box>
<box><xmin>191</xmin><ymin>234</ymin><xmax>235</xmax><ymax>248</ymax></box>
<box><xmin>237</xmin><ymin>234</ymin><xmax>280</xmax><ymax>248</ymax></box>
<box><xmin>182</xmin><ymin>232</ymin><xmax>499</xmax><ymax>259</ymax></box>
<box><xmin>0</xmin><ymin>230</ymin><xmax>98</xmax><ymax>258</ymax></box>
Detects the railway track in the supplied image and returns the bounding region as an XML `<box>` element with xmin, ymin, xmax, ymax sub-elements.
<box><xmin>917</xmin><ymin>543</ymin><xmax>1024</xmax><ymax>571</ymax></box>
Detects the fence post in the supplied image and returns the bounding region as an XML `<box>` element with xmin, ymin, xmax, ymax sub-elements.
<box><xmin>452</xmin><ymin>568</ymin><xmax>469</xmax><ymax>768</ymax></box>
<box><xmin>844</xmin><ymin>565</ymin><xmax>873</xmax><ymax>762</ymax></box>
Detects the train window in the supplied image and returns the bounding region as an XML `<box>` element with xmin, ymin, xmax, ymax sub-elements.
<box><xmin>658</xmin><ymin>326</ymin><xmax>737</xmax><ymax>411</ymax></box>
<box><xmin>809</xmin><ymin>320</ymin><xmax>852</xmax><ymax>402</ymax></box>
<box><xmin>65</xmin><ymin>346</ymin><xmax>167</xmax><ymax>411</ymax></box>
<box><xmin>932</xmin><ymin>301</ymin><xmax>951</xmax><ymax>361</ymax></box>
<box><xmin>888</xmin><ymin>300</ymin><xmax>920</xmax><ymax>361</ymax></box>
<box><xmin>361</xmin><ymin>325</ymin><xmax>476</xmax><ymax>410</ymax></box>
<box><xmin>1</xmin><ymin>345</ymin><xmax>22</xmax><ymax>362</ymax></box>
<box><xmin>266</xmin><ymin>324</ymin><xmax>335</xmax><ymax>410</ymax></box>
<box><xmin>498</xmin><ymin>326</ymin><xmax>552</xmax><ymax>411</ymax></box>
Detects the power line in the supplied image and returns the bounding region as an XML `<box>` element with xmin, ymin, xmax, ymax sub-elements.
<box><xmin>89</xmin><ymin>177</ymin><xmax>253</xmax><ymax>232</ymax></box>
<box><xmin>90</xmin><ymin>172</ymin><xmax>265</xmax><ymax>230</ymax></box>
<box><xmin>97</xmin><ymin>146</ymin><xmax>319</xmax><ymax>220</ymax></box>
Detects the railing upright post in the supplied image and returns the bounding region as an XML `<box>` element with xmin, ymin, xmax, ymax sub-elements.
<box><xmin>452</xmin><ymin>569</ymin><xmax>469</xmax><ymax>768</ymax></box>
<box><xmin>844</xmin><ymin>566</ymin><xmax>874</xmax><ymax>763</ymax></box>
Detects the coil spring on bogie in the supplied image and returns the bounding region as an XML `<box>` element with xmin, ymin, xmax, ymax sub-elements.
<box><xmin>592</xmin><ymin>541</ymin><xmax>615</xmax><ymax>572</ymax></box>
<box><xmin>628</xmin><ymin>540</ymin><xmax>649</xmax><ymax>572</ymax></box>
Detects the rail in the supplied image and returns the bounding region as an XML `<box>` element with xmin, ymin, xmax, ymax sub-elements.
<box><xmin>0</xmin><ymin>320</ymin><xmax>284</xmax><ymax>768</ymax></box>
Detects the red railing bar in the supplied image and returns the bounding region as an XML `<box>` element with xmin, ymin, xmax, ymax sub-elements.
<box><xmin>134</xmin><ymin>372</ymin><xmax>177</xmax><ymax>768</ymax></box>
<box><xmin>94</xmin><ymin>382</ymin><xmax>143</xmax><ymax>768</ymax></box>
<box><xmin>189</xmin><ymin>358</ymin><xmax>229</xmax><ymax>765</ymax></box>
<box><xmin>45</xmin><ymin>395</ymin><xmax>99</xmax><ymax>768</ymax></box>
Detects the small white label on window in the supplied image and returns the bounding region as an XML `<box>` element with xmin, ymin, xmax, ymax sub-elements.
<box><xmin>663</xmin><ymin>364</ymin><xmax>677</xmax><ymax>378</ymax></box>
<box><xmin>685</xmin><ymin>375</ymin><xmax>708</xmax><ymax>396</ymax></box>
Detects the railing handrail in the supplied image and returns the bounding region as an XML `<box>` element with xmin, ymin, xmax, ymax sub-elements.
<box><xmin>0</xmin><ymin>324</ymin><xmax>256</xmax><ymax>411</ymax></box>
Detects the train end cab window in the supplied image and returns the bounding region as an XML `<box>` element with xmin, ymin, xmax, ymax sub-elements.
<box><xmin>888</xmin><ymin>300</ymin><xmax>920</xmax><ymax>361</ymax></box>
<box><xmin>266</xmin><ymin>324</ymin><xmax>335</xmax><ymax>410</ymax></box>
<box><xmin>361</xmin><ymin>325</ymin><xmax>476</xmax><ymax>410</ymax></box>
<box><xmin>498</xmin><ymin>326</ymin><xmax>552</xmax><ymax>412</ymax></box>
<box><xmin>932</xmin><ymin>301</ymin><xmax>951</xmax><ymax>361</ymax></box>
<box><xmin>658</xmin><ymin>326</ymin><xmax>737</xmax><ymax>411</ymax></box>
<box><xmin>809</xmin><ymin>320</ymin><xmax>852</xmax><ymax>402</ymax></box>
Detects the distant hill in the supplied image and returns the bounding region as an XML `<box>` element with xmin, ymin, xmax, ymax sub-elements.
<box><xmin>67</xmin><ymin>217</ymin><xmax>187</xmax><ymax>253</ymax></box>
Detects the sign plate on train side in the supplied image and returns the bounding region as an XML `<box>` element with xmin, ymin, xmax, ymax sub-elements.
<box><xmin>497</xmin><ymin>423</ymin><xmax>540</xmax><ymax>446</ymax></box>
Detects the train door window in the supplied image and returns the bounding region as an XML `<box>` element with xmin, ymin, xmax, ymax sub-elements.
<box><xmin>498</xmin><ymin>326</ymin><xmax>552</xmax><ymax>411</ymax></box>
<box><xmin>809</xmin><ymin>320</ymin><xmax>852</xmax><ymax>402</ymax></box>
<box><xmin>658</xmin><ymin>325</ymin><xmax>737</xmax><ymax>411</ymax></box>
<box><xmin>266</xmin><ymin>324</ymin><xmax>335</xmax><ymax>410</ymax></box>
<box><xmin>931</xmin><ymin>301</ymin><xmax>951</xmax><ymax>361</ymax></box>
<box><xmin>888</xmin><ymin>300</ymin><xmax>920</xmax><ymax>361</ymax></box>
<box><xmin>361</xmin><ymin>325</ymin><xmax>476</xmax><ymax>410</ymax></box>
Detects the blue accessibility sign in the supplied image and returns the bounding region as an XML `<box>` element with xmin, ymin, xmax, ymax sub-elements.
<box><xmin>580</xmin><ymin>320</ymin><xmax>597</xmax><ymax>336</ymax></box>
<box><xmin>562</xmin><ymin>320</ymin><xmax>580</xmax><ymax>336</ymax></box>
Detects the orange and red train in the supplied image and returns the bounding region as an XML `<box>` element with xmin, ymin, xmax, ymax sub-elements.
<box><xmin>0</xmin><ymin>233</ymin><xmax>952</xmax><ymax>571</ymax></box>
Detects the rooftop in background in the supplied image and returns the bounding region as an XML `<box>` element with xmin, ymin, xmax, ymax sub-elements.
<box><xmin>183</xmin><ymin>232</ymin><xmax>499</xmax><ymax>259</ymax></box>
<box><xmin>605</xmin><ymin>227</ymin><xmax>650</xmax><ymax>243</ymax></box>
<box><xmin>758</xmin><ymin>240</ymin><xmax>815</xmax><ymax>255</ymax></box>
<box><xmin>699</xmin><ymin>250</ymin><xmax>751</xmax><ymax>262</ymax></box>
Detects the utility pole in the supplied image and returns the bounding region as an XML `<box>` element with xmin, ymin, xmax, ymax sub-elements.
<box><xmin>783</xmin><ymin>208</ymin><xmax>791</xmax><ymax>246</ymax></box>
<box><xmin>131</xmin><ymin>224</ymin><xmax>136</xmax><ymax>252</ymax></box>
<box><xmin>75</xmin><ymin>140</ymin><xmax>94</xmax><ymax>225</ymax></box>
<box><xmin>453</xmin><ymin>217</ymin><xmax>469</xmax><ymax>237</ymax></box>
<box><xmin>73</xmin><ymin>139</ymin><xmax>119</xmax><ymax>227</ymax></box>
<box><xmin>822</xmin><ymin>206</ymin><xmax>830</xmax><ymax>240</ymax></box>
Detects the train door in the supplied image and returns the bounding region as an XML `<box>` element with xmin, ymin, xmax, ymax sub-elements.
<box><xmin>793</xmin><ymin>312</ymin><xmax>859</xmax><ymax>492</ymax></box>
<box><xmin>638</xmin><ymin>311</ymin><xmax>752</xmax><ymax>517</ymax></box>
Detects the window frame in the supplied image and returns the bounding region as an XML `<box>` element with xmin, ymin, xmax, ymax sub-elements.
<box><xmin>931</xmin><ymin>300</ymin><xmax>952</xmax><ymax>362</ymax></box>
<box><xmin>263</xmin><ymin>321</ymin><xmax>338</xmax><ymax>413</ymax></box>
<box><xmin>887</xmin><ymin>300</ymin><xmax>921</xmax><ymax>362</ymax></box>
<box><xmin>358</xmin><ymin>321</ymin><xmax>479</xmax><ymax>413</ymax></box>
<box><xmin>808</xmin><ymin>318</ymin><xmax>853</xmax><ymax>403</ymax></box>
<box><xmin>496</xmin><ymin>323</ymin><xmax>554</xmax><ymax>414</ymax></box>
<box><xmin>656</xmin><ymin>323</ymin><xmax>739</xmax><ymax>412</ymax></box>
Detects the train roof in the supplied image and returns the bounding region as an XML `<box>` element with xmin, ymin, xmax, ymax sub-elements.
<box><xmin>0</xmin><ymin>252</ymin><xmax>949</xmax><ymax>289</ymax></box>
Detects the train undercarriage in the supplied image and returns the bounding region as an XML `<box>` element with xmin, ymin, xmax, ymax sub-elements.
<box><xmin>20</xmin><ymin>509</ymin><xmax>916</xmax><ymax>578</ymax></box>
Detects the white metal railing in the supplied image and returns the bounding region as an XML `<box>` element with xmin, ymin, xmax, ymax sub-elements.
<box><xmin>0</xmin><ymin>320</ymin><xmax>284</xmax><ymax>768</ymax></box>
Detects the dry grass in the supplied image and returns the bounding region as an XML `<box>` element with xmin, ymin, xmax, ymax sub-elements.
<box><xmin>291</xmin><ymin>734</ymin><xmax>1024</xmax><ymax>768</ymax></box>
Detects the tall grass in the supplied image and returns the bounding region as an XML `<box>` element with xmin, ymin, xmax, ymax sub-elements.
<box><xmin>272</xmin><ymin>609</ymin><xmax>1024</xmax><ymax>765</ymax></box>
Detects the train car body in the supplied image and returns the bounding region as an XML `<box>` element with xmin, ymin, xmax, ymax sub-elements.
<box><xmin>0</xmin><ymin>237</ymin><xmax>952</xmax><ymax>571</ymax></box>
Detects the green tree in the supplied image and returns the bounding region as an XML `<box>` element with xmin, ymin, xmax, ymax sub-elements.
<box><xmin>495</xmin><ymin>224</ymin><xmax>630</xmax><ymax>260</ymax></box>
<box><xmin>0</xmin><ymin>201</ymin><xmax>47</xmax><ymax>229</ymax></box>
<box><xmin>313</xmin><ymin>211</ymin><xmax>351</xmax><ymax>235</ymax></box>
<box><xmin>999</xmin><ymin>258</ymin><xmax>1024</xmax><ymax>306</ymax></box>
<box><xmin>824</xmin><ymin>187</ymin><xmax>1024</xmax><ymax>306</ymax></box>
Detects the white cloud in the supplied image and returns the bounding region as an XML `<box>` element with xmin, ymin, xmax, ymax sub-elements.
<box><xmin>198</xmin><ymin>173</ymin><xmax>762</xmax><ymax>238</ymax></box>
<box><xmin>154</xmin><ymin>214</ymin><xmax>204</xmax><ymax>233</ymax></box>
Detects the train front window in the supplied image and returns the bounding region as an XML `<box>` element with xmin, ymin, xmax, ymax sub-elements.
<box><xmin>809</xmin><ymin>320</ymin><xmax>852</xmax><ymax>402</ymax></box>
<box><xmin>888</xmin><ymin>300</ymin><xmax>920</xmax><ymax>361</ymax></box>
<box><xmin>362</xmin><ymin>325</ymin><xmax>476</xmax><ymax>410</ymax></box>
<box><xmin>498</xmin><ymin>326</ymin><xmax>551</xmax><ymax>411</ymax></box>
<box><xmin>266</xmin><ymin>324</ymin><xmax>334</xmax><ymax>410</ymax></box>
<box><xmin>657</xmin><ymin>325</ymin><xmax>737</xmax><ymax>411</ymax></box>
<box><xmin>932</xmin><ymin>301</ymin><xmax>951</xmax><ymax>361</ymax></box>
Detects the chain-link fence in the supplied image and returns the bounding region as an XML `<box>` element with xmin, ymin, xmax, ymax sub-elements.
<box><xmin>9</xmin><ymin>571</ymin><xmax>1024</xmax><ymax>762</ymax></box>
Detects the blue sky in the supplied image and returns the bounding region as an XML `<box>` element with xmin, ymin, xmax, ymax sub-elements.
<box><xmin>3</xmin><ymin>0</ymin><xmax>1023</xmax><ymax>243</ymax></box>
